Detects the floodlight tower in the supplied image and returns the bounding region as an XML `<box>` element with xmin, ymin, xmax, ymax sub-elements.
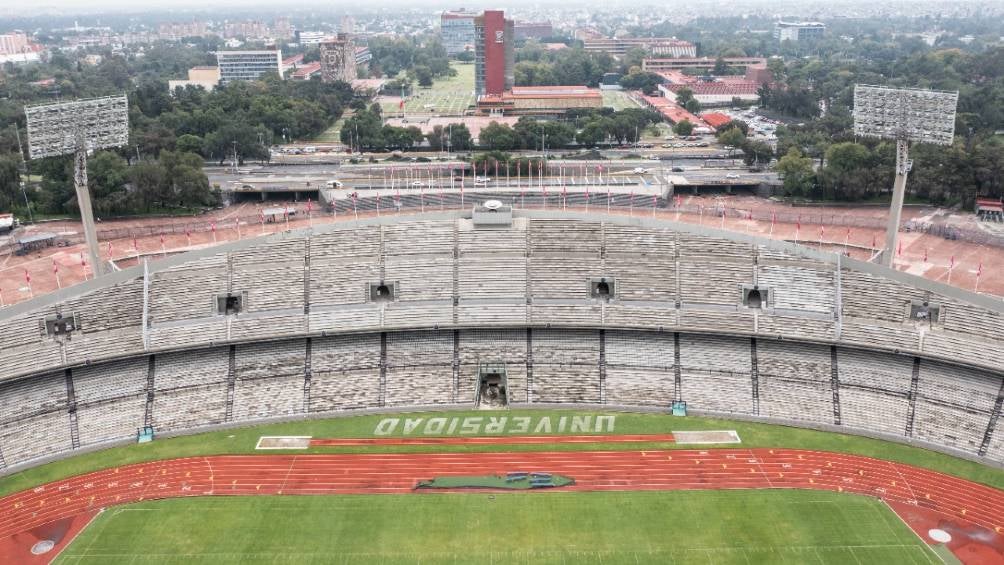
<box><xmin>24</xmin><ymin>95</ymin><xmax>130</xmax><ymax>277</ymax></box>
<box><xmin>852</xmin><ymin>85</ymin><xmax>958</xmax><ymax>267</ymax></box>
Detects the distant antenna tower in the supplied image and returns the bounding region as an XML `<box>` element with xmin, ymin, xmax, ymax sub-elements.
<box><xmin>24</xmin><ymin>95</ymin><xmax>130</xmax><ymax>277</ymax></box>
<box><xmin>852</xmin><ymin>85</ymin><xmax>958</xmax><ymax>267</ymax></box>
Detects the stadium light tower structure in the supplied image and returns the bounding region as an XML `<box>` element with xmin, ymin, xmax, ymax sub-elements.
<box><xmin>24</xmin><ymin>95</ymin><xmax>130</xmax><ymax>277</ymax></box>
<box><xmin>852</xmin><ymin>85</ymin><xmax>958</xmax><ymax>267</ymax></box>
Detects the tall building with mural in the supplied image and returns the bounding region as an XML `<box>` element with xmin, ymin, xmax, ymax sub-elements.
<box><xmin>474</xmin><ymin>10</ymin><xmax>514</xmax><ymax>97</ymax></box>
<box><xmin>320</xmin><ymin>34</ymin><xmax>357</xmax><ymax>83</ymax></box>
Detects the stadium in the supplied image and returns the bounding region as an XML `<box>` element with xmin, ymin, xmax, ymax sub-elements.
<box><xmin>1</xmin><ymin>208</ymin><xmax>1003</xmax><ymax>563</ymax></box>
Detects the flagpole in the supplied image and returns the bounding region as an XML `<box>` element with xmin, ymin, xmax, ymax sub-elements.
<box><xmin>975</xmin><ymin>261</ymin><xmax>983</xmax><ymax>293</ymax></box>
<box><xmin>53</xmin><ymin>259</ymin><xmax>61</xmax><ymax>289</ymax></box>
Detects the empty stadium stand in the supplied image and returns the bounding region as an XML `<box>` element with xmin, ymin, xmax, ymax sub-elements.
<box><xmin>1</xmin><ymin>210</ymin><xmax>1002</xmax><ymax>472</ymax></box>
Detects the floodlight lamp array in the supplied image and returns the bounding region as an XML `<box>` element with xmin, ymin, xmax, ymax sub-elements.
<box><xmin>852</xmin><ymin>85</ymin><xmax>958</xmax><ymax>146</ymax></box>
<box><xmin>24</xmin><ymin>95</ymin><xmax>130</xmax><ymax>160</ymax></box>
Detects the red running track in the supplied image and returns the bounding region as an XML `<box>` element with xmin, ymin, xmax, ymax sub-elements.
<box><xmin>2</xmin><ymin>449</ymin><xmax>1003</xmax><ymax>560</ymax></box>
<box><xmin>309</xmin><ymin>433</ymin><xmax>677</xmax><ymax>446</ymax></box>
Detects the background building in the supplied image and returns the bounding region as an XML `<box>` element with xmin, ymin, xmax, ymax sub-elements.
<box><xmin>642</xmin><ymin>57</ymin><xmax>767</xmax><ymax>72</ymax></box>
<box><xmin>583</xmin><ymin>38</ymin><xmax>695</xmax><ymax>57</ymax></box>
<box><xmin>477</xmin><ymin>86</ymin><xmax>602</xmax><ymax>115</ymax></box>
<box><xmin>216</xmin><ymin>50</ymin><xmax>283</xmax><ymax>84</ymax></box>
<box><xmin>441</xmin><ymin>10</ymin><xmax>478</xmax><ymax>55</ymax></box>
<box><xmin>224</xmin><ymin>20</ymin><xmax>269</xmax><ymax>40</ymax></box>
<box><xmin>474</xmin><ymin>10</ymin><xmax>514</xmax><ymax>97</ymax></box>
<box><xmin>774</xmin><ymin>21</ymin><xmax>826</xmax><ymax>42</ymax></box>
<box><xmin>0</xmin><ymin>31</ymin><xmax>30</xmax><ymax>55</ymax></box>
<box><xmin>168</xmin><ymin>66</ymin><xmax>221</xmax><ymax>92</ymax></box>
<box><xmin>273</xmin><ymin>17</ymin><xmax>293</xmax><ymax>40</ymax></box>
<box><xmin>320</xmin><ymin>34</ymin><xmax>357</xmax><ymax>83</ymax></box>
<box><xmin>514</xmin><ymin>21</ymin><xmax>553</xmax><ymax>41</ymax></box>
<box><xmin>157</xmin><ymin>21</ymin><xmax>208</xmax><ymax>41</ymax></box>
<box><xmin>297</xmin><ymin>31</ymin><xmax>327</xmax><ymax>45</ymax></box>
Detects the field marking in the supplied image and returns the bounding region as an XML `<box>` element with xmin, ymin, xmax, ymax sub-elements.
<box><xmin>881</xmin><ymin>499</ymin><xmax>945</xmax><ymax>565</ymax></box>
<box><xmin>672</xmin><ymin>430</ymin><xmax>741</xmax><ymax>444</ymax></box>
<box><xmin>255</xmin><ymin>436</ymin><xmax>312</xmax><ymax>450</ymax></box>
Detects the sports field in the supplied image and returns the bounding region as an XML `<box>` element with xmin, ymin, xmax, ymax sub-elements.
<box><xmin>602</xmin><ymin>90</ymin><xmax>644</xmax><ymax>111</ymax></box>
<box><xmin>55</xmin><ymin>491</ymin><xmax>938</xmax><ymax>564</ymax></box>
<box><xmin>378</xmin><ymin>62</ymin><xmax>475</xmax><ymax>116</ymax></box>
<box><xmin>3</xmin><ymin>410</ymin><xmax>1003</xmax><ymax>564</ymax></box>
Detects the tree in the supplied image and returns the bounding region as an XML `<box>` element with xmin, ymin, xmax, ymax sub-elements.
<box><xmin>713</xmin><ymin>56</ymin><xmax>728</xmax><ymax>75</ymax></box>
<box><xmin>86</xmin><ymin>151</ymin><xmax>132</xmax><ymax>216</ymax></box>
<box><xmin>757</xmin><ymin>82</ymin><xmax>772</xmax><ymax>109</ymax></box>
<box><xmin>718</xmin><ymin>127</ymin><xmax>746</xmax><ymax>148</ymax></box>
<box><xmin>619</xmin><ymin>71</ymin><xmax>663</xmax><ymax>94</ymax></box>
<box><xmin>672</xmin><ymin>120</ymin><xmax>694</xmax><ymax>136</ymax></box>
<box><xmin>717</xmin><ymin>120</ymin><xmax>749</xmax><ymax>136</ymax></box>
<box><xmin>413</xmin><ymin>65</ymin><xmax>434</xmax><ymax>88</ymax></box>
<box><xmin>775</xmin><ymin>148</ymin><xmax>816</xmax><ymax>196</ymax></box>
<box><xmin>449</xmin><ymin>123</ymin><xmax>473</xmax><ymax>151</ymax></box>
<box><xmin>479</xmin><ymin>121</ymin><xmax>519</xmax><ymax>151</ymax></box>
<box><xmin>742</xmin><ymin>140</ymin><xmax>774</xmax><ymax>166</ymax></box>
<box><xmin>576</xmin><ymin>121</ymin><xmax>609</xmax><ymax>147</ymax></box>
<box><xmin>675</xmin><ymin>88</ymin><xmax>695</xmax><ymax>106</ymax></box>
<box><xmin>818</xmin><ymin>142</ymin><xmax>876</xmax><ymax>200</ymax></box>
<box><xmin>684</xmin><ymin>98</ymin><xmax>702</xmax><ymax>114</ymax></box>
<box><xmin>175</xmin><ymin>134</ymin><xmax>203</xmax><ymax>155</ymax></box>
<box><xmin>0</xmin><ymin>154</ymin><xmax>21</xmax><ymax>212</ymax></box>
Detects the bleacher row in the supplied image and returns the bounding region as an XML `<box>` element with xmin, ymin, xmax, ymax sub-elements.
<box><xmin>2</xmin><ymin>217</ymin><xmax>1003</xmax><ymax>383</ymax></box>
<box><xmin>1</xmin><ymin>329</ymin><xmax>1002</xmax><ymax>471</ymax></box>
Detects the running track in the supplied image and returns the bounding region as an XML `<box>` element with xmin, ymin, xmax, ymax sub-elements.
<box><xmin>2</xmin><ymin>448</ymin><xmax>1003</xmax><ymax>542</ymax></box>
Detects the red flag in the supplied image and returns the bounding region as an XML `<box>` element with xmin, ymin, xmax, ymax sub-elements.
<box><xmin>923</xmin><ymin>248</ymin><xmax>928</xmax><ymax>262</ymax></box>
<box><xmin>160</xmin><ymin>234</ymin><xmax>165</xmax><ymax>246</ymax></box>
<box><xmin>977</xmin><ymin>261</ymin><xmax>983</xmax><ymax>277</ymax></box>
<box><xmin>747</xmin><ymin>210</ymin><xmax>753</xmax><ymax>221</ymax></box>
<box><xmin>796</xmin><ymin>215</ymin><xmax>801</xmax><ymax>231</ymax></box>
<box><xmin>107</xmin><ymin>242</ymin><xmax>113</xmax><ymax>256</ymax></box>
<box><xmin>133</xmin><ymin>238</ymin><xmax>139</xmax><ymax>251</ymax></box>
<box><xmin>950</xmin><ymin>255</ymin><xmax>955</xmax><ymax>269</ymax></box>
<box><xmin>80</xmin><ymin>252</ymin><xmax>85</xmax><ymax>266</ymax></box>
<box><xmin>897</xmin><ymin>241</ymin><xmax>902</xmax><ymax>257</ymax></box>
<box><xmin>24</xmin><ymin>269</ymin><xmax>30</xmax><ymax>284</ymax></box>
<box><xmin>212</xmin><ymin>221</ymin><xmax>217</xmax><ymax>232</ymax></box>
<box><xmin>871</xmin><ymin>235</ymin><xmax>877</xmax><ymax>248</ymax></box>
<box><xmin>52</xmin><ymin>259</ymin><xmax>58</xmax><ymax>274</ymax></box>
<box><xmin>398</xmin><ymin>99</ymin><xmax>404</xmax><ymax>110</ymax></box>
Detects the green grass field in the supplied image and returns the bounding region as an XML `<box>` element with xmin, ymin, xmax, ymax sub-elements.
<box><xmin>380</xmin><ymin>62</ymin><xmax>475</xmax><ymax>116</ymax></box>
<box><xmin>55</xmin><ymin>491</ymin><xmax>939</xmax><ymax>564</ymax></box>
<box><xmin>4</xmin><ymin>410</ymin><xmax>1003</xmax><ymax>498</ymax></box>
<box><xmin>602</xmin><ymin>90</ymin><xmax>644</xmax><ymax>111</ymax></box>
<box><xmin>312</xmin><ymin>117</ymin><xmax>346</xmax><ymax>143</ymax></box>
